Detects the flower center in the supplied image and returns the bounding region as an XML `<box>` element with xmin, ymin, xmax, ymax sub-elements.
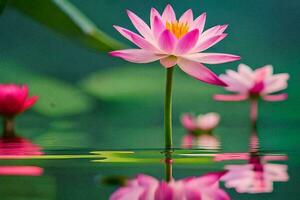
<box><xmin>250</xmin><ymin>81</ymin><xmax>264</xmax><ymax>96</ymax></box>
<box><xmin>166</xmin><ymin>21</ymin><xmax>189</xmax><ymax>39</ymax></box>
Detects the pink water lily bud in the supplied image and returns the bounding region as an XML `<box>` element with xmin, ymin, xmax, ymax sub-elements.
<box><xmin>110</xmin><ymin>4</ymin><xmax>240</xmax><ymax>86</ymax></box>
<box><xmin>0</xmin><ymin>84</ymin><xmax>38</xmax><ymax>117</ymax></box>
<box><xmin>214</xmin><ymin>64</ymin><xmax>289</xmax><ymax>102</ymax></box>
<box><xmin>110</xmin><ymin>172</ymin><xmax>230</xmax><ymax>200</ymax></box>
<box><xmin>181</xmin><ymin>112</ymin><xmax>220</xmax><ymax>132</ymax></box>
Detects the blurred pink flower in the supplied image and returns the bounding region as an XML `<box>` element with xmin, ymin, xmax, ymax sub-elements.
<box><xmin>181</xmin><ymin>112</ymin><xmax>220</xmax><ymax>132</ymax></box>
<box><xmin>0</xmin><ymin>84</ymin><xmax>38</xmax><ymax>117</ymax></box>
<box><xmin>214</xmin><ymin>64</ymin><xmax>289</xmax><ymax>102</ymax></box>
<box><xmin>182</xmin><ymin>134</ymin><xmax>220</xmax><ymax>150</ymax></box>
<box><xmin>110</xmin><ymin>4</ymin><xmax>240</xmax><ymax>86</ymax></box>
<box><xmin>110</xmin><ymin>172</ymin><xmax>230</xmax><ymax>200</ymax></box>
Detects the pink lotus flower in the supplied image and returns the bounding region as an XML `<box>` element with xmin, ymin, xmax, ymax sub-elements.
<box><xmin>214</xmin><ymin>64</ymin><xmax>289</xmax><ymax>102</ymax></box>
<box><xmin>0</xmin><ymin>84</ymin><xmax>38</xmax><ymax>117</ymax></box>
<box><xmin>182</xmin><ymin>134</ymin><xmax>220</xmax><ymax>149</ymax></box>
<box><xmin>110</xmin><ymin>172</ymin><xmax>230</xmax><ymax>200</ymax></box>
<box><xmin>182</xmin><ymin>112</ymin><xmax>220</xmax><ymax>132</ymax></box>
<box><xmin>110</xmin><ymin>4</ymin><xmax>240</xmax><ymax>86</ymax></box>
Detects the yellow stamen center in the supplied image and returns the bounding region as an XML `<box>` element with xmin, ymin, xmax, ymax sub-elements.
<box><xmin>166</xmin><ymin>21</ymin><xmax>189</xmax><ymax>39</ymax></box>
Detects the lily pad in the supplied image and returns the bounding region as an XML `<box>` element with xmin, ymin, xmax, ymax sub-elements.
<box><xmin>33</xmin><ymin>130</ymin><xmax>90</xmax><ymax>148</ymax></box>
<box><xmin>0</xmin><ymin>62</ymin><xmax>93</xmax><ymax>117</ymax></box>
<box><xmin>80</xmin><ymin>65</ymin><xmax>222</xmax><ymax>103</ymax></box>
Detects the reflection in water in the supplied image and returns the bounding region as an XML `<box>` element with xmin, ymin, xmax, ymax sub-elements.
<box><xmin>221</xmin><ymin>156</ymin><xmax>288</xmax><ymax>193</ymax></box>
<box><xmin>0</xmin><ymin>137</ymin><xmax>43</xmax><ymax>158</ymax></box>
<box><xmin>181</xmin><ymin>112</ymin><xmax>220</xmax><ymax>149</ymax></box>
<box><xmin>182</xmin><ymin>134</ymin><xmax>220</xmax><ymax>150</ymax></box>
<box><xmin>109</xmin><ymin>172</ymin><xmax>230</xmax><ymax>200</ymax></box>
<box><xmin>0</xmin><ymin>136</ymin><xmax>44</xmax><ymax>176</ymax></box>
<box><xmin>0</xmin><ymin>166</ymin><xmax>43</xmax><ymax>176</ymax></box>
<box><xmin>217</xmin><ymin>125</ymin><xmax>289</xmax><ymax>193</ymax></box>
<box><xmin>110</xmin><ymin>151</ymin><xmax>230</xmax><ymax>200</ymax></box>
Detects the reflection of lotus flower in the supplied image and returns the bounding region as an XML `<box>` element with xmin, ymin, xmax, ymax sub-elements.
<box><xmin>0</xmin><ymin>166</ymin><xmax>43</xmax><ymax>176</ymax></box>
<box><xmin>214</xmin><ymin>64</ymin><xmax>289</xmax><ymax>101</ymax></box>
<box><xmin>217</xmin><ymin>134</ymin><xmax>289</xmax><ymax>193</ymax></box>
<box><xmin>110</xmin><ymin>172</ymin><xmax>230</xmax><ymax>200</ymax></box>
<box><xmin>221</xmin><ymin>156</ymin><xmax>289</xmax><ymax>193</ymax></box>
<box><xmin>181</xmin><ymin>113</ymin><xmax>220</xmax><ymax>149</ymax></box>
<box><xmin>0</xmin><ymin>137</ymin><xmax>44</xmax><ymax>176</ymax></box>
<box><xmin>182</xmin><ymin>112</ymin><xmax>220</xmax><ymax>132</ymax></box>
<box><xmin>182</xmin><ymin>134</ymin><xmax>220</xmax><ymax>150</ymax></box>
<box><xmin>0</xmin><ymin>84</ymin><xmax>38</xmax><ymax>117</ymax></box>
<box><xmin>110</xmin><ymin>4</ymin><xmax>240</xmax><ymax>86</ymax></box>
<box><xmin>217</xmin><ymin>127</ymin><xmax>289</xmax><ymax>194</ymax></box>
<box><xmin>0</xmin><ymin>137</ymin><xmax>43</xmax><ymax>158</ymax></box>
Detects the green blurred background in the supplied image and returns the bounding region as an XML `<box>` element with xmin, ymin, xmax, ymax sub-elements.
<box><xmin>0</xmin><ymin>0</ymin><xmax>299</xmax><ymax>151</ymax></box>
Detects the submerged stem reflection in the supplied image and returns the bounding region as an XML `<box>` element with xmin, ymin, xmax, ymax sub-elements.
<box><xmin>164</xmin><ymin>150</ymin><xmax>173</xmax><ymax>182</ymax></box>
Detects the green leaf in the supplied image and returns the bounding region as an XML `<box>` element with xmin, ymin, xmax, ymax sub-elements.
<box><xmin>80</xmin><ymin>65</ymin><xmax>222</xmax><ymax>103</ymax></box>
<box><xmin>8</xmin><ymin>0</ymin><xmax>124</xmax><ymax>51</ymax></box>
<box><xmin>29</xmin><ymin>77</ymin><xmax>93</xmax><ymax>117</ymax></box>
<box><xmin>0</xmin><ymin>62</ymin><xmax>93</xmax><ymax>117</ymax></box>
<box><xmin>34</xmin><ymin>130</ymin><xmax>90</xmax><ymax>148</ymax></box>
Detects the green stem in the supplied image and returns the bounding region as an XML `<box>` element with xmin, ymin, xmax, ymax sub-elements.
<box><xmin>164</xmin><ymin>67</ymin><xmax>174</xmax><ymax>150</ymax></box>
<box><xmin>2</xmin><ymin>117</ymin><xmax>16</xmax><ymax>138</ymax></box>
